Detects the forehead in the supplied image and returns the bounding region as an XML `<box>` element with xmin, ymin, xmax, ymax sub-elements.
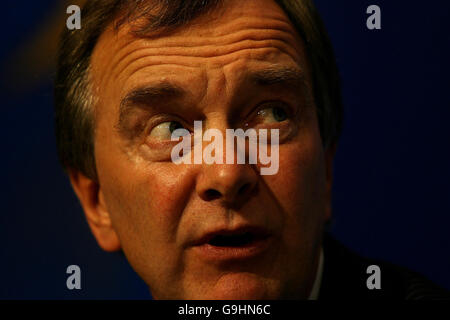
<box><xmin>90</xmin><ymin>0</ymin><xmax>310</xmax><ymax>111</ymax></box>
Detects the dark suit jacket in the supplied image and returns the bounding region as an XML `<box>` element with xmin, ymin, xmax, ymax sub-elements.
<box><xmin>319</xmin><ymin>233</ymin><xmax>450</xmax><ymax>300</ymax></box>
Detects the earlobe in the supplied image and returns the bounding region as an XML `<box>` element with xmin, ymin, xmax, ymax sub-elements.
<box><xmin>68</xmin><ymin>169</ymin><xmax>121</xmax><ymax>252</ymax></box>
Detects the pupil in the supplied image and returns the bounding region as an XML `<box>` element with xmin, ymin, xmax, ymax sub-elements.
<box><xmin>169</xmin><ymin>121</ymin><xmax>183</xmax><ymax>133</ymax></box>
<box><xmin>273</xmin><ymin>107</ymin><xmax>287</xmax><ymax>122</ymax></box>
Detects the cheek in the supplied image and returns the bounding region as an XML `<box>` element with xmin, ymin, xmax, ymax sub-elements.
<box><xmin>96</xmin><ymin>144</ymin><xmax>196</xmax><ymax>289</ymax></box>
<box><xmin>143</xmin><ymin>164</ymin><xmax>197</xmax><ymax>240</ymax></box>
<box><xmin>96</xmin><ymin>134</ymin><xmax>194</xmax><ymax>242</ymax></box>
<box><xmin>104</xmin><ymin>165</ymin><xmax>193</xmax><ymax>246</ymax></box>
<box><xmin>264</xmin><ymin>131</ymin><xmax>327</xmax><ymax>242</ymax></box>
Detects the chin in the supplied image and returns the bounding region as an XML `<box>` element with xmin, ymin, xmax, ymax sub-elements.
<box><xmin>201</xmin><ymin>273</ymin><xmax>279</xmax><ymax>300</ymax></box>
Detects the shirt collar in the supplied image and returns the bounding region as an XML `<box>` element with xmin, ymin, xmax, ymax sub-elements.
<box><xmin>308</xmin><ymin>246</ymin><xmax>324</xmax><ymax>300</ymax></box>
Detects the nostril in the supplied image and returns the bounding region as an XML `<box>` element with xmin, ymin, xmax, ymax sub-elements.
<box><xmin>238</xmin><ymin>183</ymin><xmax>250</xmax><ymax>195</ymax></box>
<box><xmin>201</xmin><ymin>182</ymin><xmax>256</xmax><ymax>203</ymax></box>
<box><xmin>204</xmin><ymin>189</ymin><xmax>221</xmax><ymax>201</ymax></box>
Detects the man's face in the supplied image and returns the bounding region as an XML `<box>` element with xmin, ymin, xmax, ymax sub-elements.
<box><xmin>87</xmin><ymin>0</ymin><xmax>332</xmax><ymax>299</ymax></box>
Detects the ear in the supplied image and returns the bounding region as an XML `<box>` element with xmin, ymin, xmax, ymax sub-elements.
<box><xmin>323</xmin><ymin>143</ymin><xmax>337</xmax><ymax>222</ymax></box>
<box><xmin>69</xmin><ymin>169</ymin><xmax>121</xmax><ymax>252</ymax></box>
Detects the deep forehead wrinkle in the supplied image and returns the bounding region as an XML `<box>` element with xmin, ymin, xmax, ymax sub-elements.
<box><xmin>115</xmin><ymin>43</ymin><xmax>298</xmax><ymax>89</ymax></box>
<box><xmin>110</xmin><ymin>15</ymin><xmax>298</xmax><ymax>64</ymax></box>
<box><xmin>90</xmin><ymin>0</ymin><xmax>312</xmax><ymax>126</ymax></box>
<box><xmin>104</xmin><ymin>15</ymin><xmax>305</xmax><ymax>85</ymax></box>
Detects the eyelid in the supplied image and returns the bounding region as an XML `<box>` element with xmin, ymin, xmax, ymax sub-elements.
<box><xmin>144</xmin><ymin>114</ymin><xmax>192</xmax><ymax>137</ymax></box>
<box><xmin>245</xmin><ymin>101</ymin><xmax>293</xmax><ymax>126</ymax></box>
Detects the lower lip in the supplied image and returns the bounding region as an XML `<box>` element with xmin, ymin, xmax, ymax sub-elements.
<box><xmin>193</xmin><ymin>237</ymin><xmax>273</xmax><ymax>261</ymax></box>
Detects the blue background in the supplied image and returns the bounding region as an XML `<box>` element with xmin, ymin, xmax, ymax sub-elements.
<box><xmin>1</xmin><ymin>0</ymin><xmax>449</xmax><ymax>299</ymax></box>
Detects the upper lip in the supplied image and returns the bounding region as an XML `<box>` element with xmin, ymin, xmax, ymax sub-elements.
<box><xmin>192</xmin><ymin>225</ymin><xmax>272</xmax><ymax>246</ymax></box>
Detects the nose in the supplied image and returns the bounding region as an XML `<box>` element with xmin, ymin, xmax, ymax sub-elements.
<box><xmin>196</xmin><ymin>162</ymin><xmax>259</xmax><ymax>208</ymax></box>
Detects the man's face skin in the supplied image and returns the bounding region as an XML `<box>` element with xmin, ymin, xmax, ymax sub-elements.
<box><xmin>70</xmin><ymin>0</ymin><xmax>334</xmax><ymax>299</ymax></box>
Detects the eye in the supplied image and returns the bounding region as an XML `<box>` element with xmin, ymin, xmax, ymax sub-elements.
<box><xmin>148</xmin><ymin>121</ymin><xmax>187</xmax><ymax>140</ymax></box>
<box><xmin>257</xmin><ymin>106</ymin><xmax>288</xmax><ymax>123</ymax></box>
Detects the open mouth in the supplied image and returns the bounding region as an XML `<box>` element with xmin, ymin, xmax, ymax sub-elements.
<box><xmin>194</xmin><ymin>227</ymin><xmax>273</xmax><ymax>260</ymax></box>
<box><xmin>202</xmin><ymin>228</ymin><xmax>271</xmax><ymax>248</ymax></box>
<box><xmin>208</xmin><ymin>232</ymin><xmax>257</xmax><ymax>247</ymax></box>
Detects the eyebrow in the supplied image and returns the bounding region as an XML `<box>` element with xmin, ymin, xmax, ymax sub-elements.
<box><xmin>247</xmin><ymin>66</ymin><xmax>307</xmax><ymax>89</ymax></box>
<box><xmin>119</xmin><ymin>81</ymin><xmax>185</xmax><ymax>119</ymax></box>
<box><xmin>116</xmin><ymin>66</ymin><xmax>307</xmax><ymax>138</ymax></box>
<box><xmin>119</xmin><ymin>66</ymin><xmax>305</xmax><ymax>110</ymax></box>
<box><xmin>117</xmin><ymin>82</ymin><xmax>185</xmax><ymax>135</ymax></box>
